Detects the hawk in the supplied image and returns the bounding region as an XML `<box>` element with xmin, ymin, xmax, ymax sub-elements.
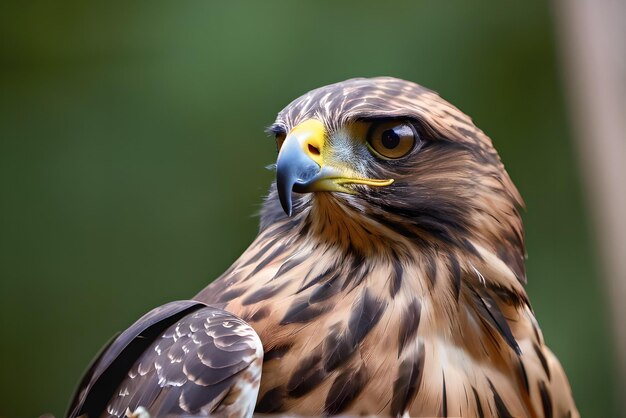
<box><xmin>68</xmin><ymin>77</ymin><xmax>579</xmax><ymax>417</ymax></box>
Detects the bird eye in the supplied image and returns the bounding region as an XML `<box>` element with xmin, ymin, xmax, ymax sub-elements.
<box><xmin>367</xmin><ymin>121</ymin><xmax>417</xmax><ymax>159</ymax></box>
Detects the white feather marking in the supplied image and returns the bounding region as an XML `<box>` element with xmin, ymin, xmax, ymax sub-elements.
<box><xmin>125</xmin><ymin>406</ymin><xmax>151</xmax><ymax>418</ymax></box>
<box><xmin>471</xmin><ymin>264</ymin><xmax>487</xmax><ymax>286</ymax></box>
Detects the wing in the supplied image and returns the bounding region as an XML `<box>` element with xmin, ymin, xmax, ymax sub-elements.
<box><xmin>68</xmin><ymin>300</ymin><xmax>263</xmax><ymax>418</ymax></box>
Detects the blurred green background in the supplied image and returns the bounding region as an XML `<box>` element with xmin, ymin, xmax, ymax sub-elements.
<box><xmin>0</xmin><ymin>2</ymin><xmax>616</xmax><ymax>417</ymax></box>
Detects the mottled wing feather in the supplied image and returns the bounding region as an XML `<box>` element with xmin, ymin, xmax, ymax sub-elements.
<box><xmin>105</xmin><ymin>306</ymin><xmax>263</xmax><ymax>418</ymax></box>
<box><xmin>68</xmin><ymin>300</ymin><xmax>206</xmax><ymax>418</ymax></box>
<box><xmin>69</xmin><ymin>301</ymin><xmax>263</xmax><ymax>418</ymax></box>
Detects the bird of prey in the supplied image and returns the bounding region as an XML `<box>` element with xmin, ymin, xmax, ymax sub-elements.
<box><xmin>68</xmin><ymin>77</ymin><xmax>579</xmax><ymax>418</ymax></box>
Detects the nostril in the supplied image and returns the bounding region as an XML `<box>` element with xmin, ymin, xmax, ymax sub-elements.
<box><xmin>308</xmin><ymin>144</ymin><xmax>320</xmax><ymax>156</ymax></box>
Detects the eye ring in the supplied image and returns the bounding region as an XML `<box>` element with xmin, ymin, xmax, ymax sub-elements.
<box><xmin>367</xmin><ymin>120</ymin><xmax>418</xmax><ymax>159</ymax></box>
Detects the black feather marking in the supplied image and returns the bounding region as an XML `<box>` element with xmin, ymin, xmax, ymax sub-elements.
<box><xmin>280</xmin><ymin>298</ymin><xmax>330</xmax><ymax>325</ymax></box>
<box><xmin>286</xmin><ymin>351</ymin><xmax>325</xmax><ymax>398</ymax></box>
<box><xmin>538</xmin><ymin>380</ymin><xmax>553</xmax><ymax>418</ymax></box>
<box><xmin>374</xmin><ymin>215</ymin><xmax>423</xmax><ymax>242</ymax></box>
<box><xmin>518</xmin><ymin>359</ymin><xmax>530</xmax><ymax>394</ymax></box>
<box><xmin>322</xmin><ymin>324</ymin><xmax>354</xmax><ymax>372</ymax></box>
<box><xmin>532</xmin><ymin>321</ymin><xmax>542</xmax><ymax>344</ymax></box>
<box><xmin>441</xmin><ymin>373</ymin><xmax>448</xmax><ymax>417</ymax></box>
<box><xmin>489</xmin><ymin>284</ymin><xmax>526</xmax><ymax>307</ymax></box>
<box><xmin>287</xmin><ymin>368</ymin><xmax>326</xmax><ymax>398</ymax></box>
<box><xmin>239</xmin><ymin>237</ymin><xmax>278</xmax><ymax>269</ymax></box>
<box><xmin>488</xmin><ymin>379</ymin><xmax>513</xmax><ymax>418</ymax></box>
<box><xmin>270</xmin><ymin>216</ymin><xmax>302</xmax><ymax>238</ymax></box>
<box><xmin>297</xmin><ymin>262</ymin><xmax>335</xmax><ymax>293</ymax></box>
<box><xmin>245</xmin><ymin>244</ymin><xmax>287</xmax><ymax>280</ymax></box>
<box><xmin>497</xmin><ymin>245</ymin><xmax>526</xmax><ymax>284</ymax></box>
<box><xmin>216</xmin><ymin>286</ymin><xmax>246</xmax><ymax>303</ymax></box>
<box><xmin>324</xmin><ymin>364</ymin><xmax>368</xmax><ymax>415</ymax></box>
<box><xmin>388</xmin><ymin>257</ymin><xmax>403</xmax><ymax>297</ymax></box>
<box><xmin>533</xmin><ymin>343</ymin><xmax>551</xmax><ymax>380</ymax></box>
<box><xmin>397</xmin><ymin>298</ymin><xmax>422</xmax><ymax>356</ymax></box>
<box><xmin>473</xmin><ymin>288</ymin><xmax>521</xmax><ymax>354</ymax></box>
<box><xmin>241</xmin><ymin>282</ymin><xmax>287</xmax><ymax>305</ymax></box>
<box><xmin>342</xmin><ymin>254</ymin><xmax>369</xmax><ymax>290</ymax></box>
<box><xmin>249</xmin><ymin>306</ymin><xmax>270</xmax><ymax>322</ymax></box>
<box><xmin>390</xmin><ymin>341</ymin><xmax>425</xmax><ymax>417</ymax></box>
<box><xmin>309</xmin><ymin>273</ymin><xmax>341</xmax><ymax>303</ymax></box>
<box><xmin>255</xmin><ymin>386</ymin><xmax>284</xmax><ymax>413</ymax></box>
<box><xmin>348</xmin><ymin>288</ymin><xmax>386</xmax><ymax>346</ymax></box>
<box><xmin>373</xmin><ymin>197</ymin><xmax>471</xmax><ymax>248</ymax></box>
<box><xmin>426</xmin><ymin>254</ymin><xmax>438</xmax><ymax>287</ymax></box>
<box><xmin>263</xmin><ymin>344</ymin><xmax>292</xmax><ymax>363</ymax></box>
<box><xmin>461</xmin><ymin>238</ymin><xmax>481</xmax><ymax>258</ymax></box>
<box><xmin>322</xmin><ymin>290</ymin><xmax>385</xmax><ymax>371</ymax></box>
<box><xmin>272</xmin><ymin>256</ymin><xmax>303</xmax><ymax>279</ymax></box>
<box><xmin>471</xmin><ymin>386</ymin><xmax>485</xmax><ymax>418</ymax></box>
<box><xmin>449</xmin><ymin>253</ymin><xmax>461</xmax><ymax>300</ymax></box>
<box><xmin>299</xmin><ymin>217</ymin><xmax>312</xmax><ymax>236</ymax></box>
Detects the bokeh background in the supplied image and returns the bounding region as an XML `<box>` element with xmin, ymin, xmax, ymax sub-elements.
<box><xmin>0</xmin><ymin>2</ymin><xmax>621</xmax><ymax>417</ymax></box>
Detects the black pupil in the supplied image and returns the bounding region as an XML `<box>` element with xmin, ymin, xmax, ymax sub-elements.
<box><xmin>381</xmin><ymin>129</ymin><xmax>400</xmax><ymax>149</ymax></box>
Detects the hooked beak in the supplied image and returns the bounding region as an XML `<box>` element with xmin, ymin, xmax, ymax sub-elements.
<box><xmin>275</xmin><ymin>119</ymin><xmax>394</xmax><ymax>216</ymax></box>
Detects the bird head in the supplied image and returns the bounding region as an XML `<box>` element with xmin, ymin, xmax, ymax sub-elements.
<box><xmin>261</xmin><ymin>77</ymin><xmax>526</xmax><ymax>281</ymax></box>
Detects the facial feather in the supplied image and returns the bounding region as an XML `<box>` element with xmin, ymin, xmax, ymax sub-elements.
<box><xmin>262</xmin><ymin>77</ymin><xmax>525</xmax><ymax>282</ymax></box>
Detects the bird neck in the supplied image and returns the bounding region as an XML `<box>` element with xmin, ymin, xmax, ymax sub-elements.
<box><xmin>199</xmin><ymin>198</ymin><xmax>527</xmax><ymax>333</ymax></box>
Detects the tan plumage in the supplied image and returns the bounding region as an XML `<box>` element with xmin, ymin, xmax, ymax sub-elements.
<box><xmin>70</xmin><ymin>77</ymin><xmax>578</xmax><ymax>418</ymax></box>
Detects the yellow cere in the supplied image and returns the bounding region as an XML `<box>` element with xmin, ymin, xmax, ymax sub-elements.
<box><xmin>285</xmin><ymin>119</ymin><xmax>327</xmax><ymax>168</ymax></box>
